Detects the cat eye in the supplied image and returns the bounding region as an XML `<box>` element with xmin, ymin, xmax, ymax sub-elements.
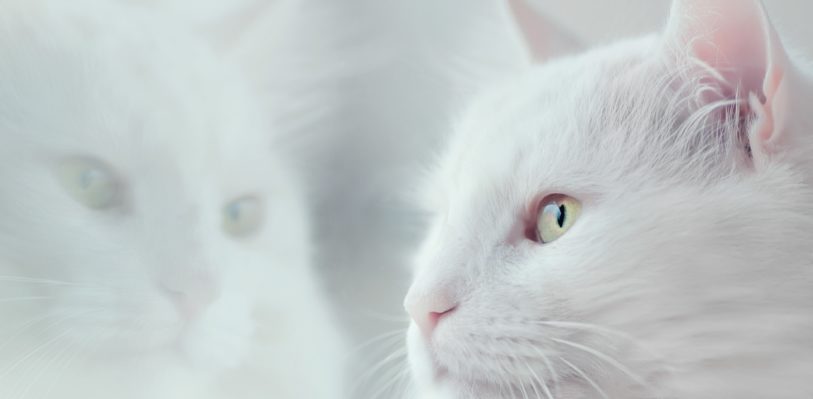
<box><xmin>56</xmin><ymin>157</ymin><xmax>120</xmax><ymax>209</ymax></box>
<box><xmin>222</xmin><ymin>196</ymin><xmax>263</xmax><ymax>238</ymax></box>
<box><xmin>535</xmin><ymin>194</ymin><xmax>581</xmax><ymax>243</ymax></box>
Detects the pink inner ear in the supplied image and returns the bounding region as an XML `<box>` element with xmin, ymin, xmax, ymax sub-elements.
<box><xmin>749</xmin><ymin>66</ymin><xmax>788</xmax><ymax>154</ymax></box>
<box><xmin>507</xmin><ymin>0</ymin><xmax>551</xmax><ymax>61</ymax></box>
<box><xmin>666</xmin><ymin>0</ymin><xmax>789</xmax><ymax>150</ymax></box>
<box><xmin>668</xmin><ymin>0</ymin><xmax>774</xmax><ymax>94</ymax></box>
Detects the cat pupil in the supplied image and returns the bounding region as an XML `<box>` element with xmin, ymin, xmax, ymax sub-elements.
<box><xmin>228</xmin><ymin>204</ymin><xmax>241</xmax><ymax>220</ymax></box>
<box><xmin>80</xmin><ymin>169</ymin><xmax>97</xmax><ymax>189</ymax></box>
<box><xmin>557</xmin><ymin>204</ymin><xmax>565</xmax><ymax>228</ymax></box>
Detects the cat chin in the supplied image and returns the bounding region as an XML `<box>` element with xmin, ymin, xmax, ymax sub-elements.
<box><xmin>407</xmin><ymin>325</ymin><xmax>497</xmax><ymax>399</ymax></box>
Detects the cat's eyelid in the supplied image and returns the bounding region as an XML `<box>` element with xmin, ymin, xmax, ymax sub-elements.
<box><xmin>55</xmin><ymin>155</ymin><xmax>125</xmax><ymax>210</ymax></box>
<box><xmin>222</xmin><ymin>194</ymin><xmax>264</xmax><ymax>238</ymax></box>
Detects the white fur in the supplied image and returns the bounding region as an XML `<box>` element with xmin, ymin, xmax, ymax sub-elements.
<box><xmin>405</xmin><ymin>1</ymin><xmax>813</xmax><ymax>398</ymax></box>
<box><xmin>0</xmin><ymin>1</ymin><xmax>344</xmax><ymax>398</ymax></box>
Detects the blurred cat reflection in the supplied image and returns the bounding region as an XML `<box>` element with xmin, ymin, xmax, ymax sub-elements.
<box><xmin>0</xmin><ymin>1</ymin><xmax>345</xmax><ymax>398</ymax></box>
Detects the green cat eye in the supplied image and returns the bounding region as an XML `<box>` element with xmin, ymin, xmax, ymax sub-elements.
<box><xmin>56</xmin><ymin>157</ymin><xmax>119</xmax><ymax>209</ymax></box>
<box><xmin>222</xmin><ymin>195</ymin><xmax>263</xmax><ymax>238</ymax></box>
<box><xmin>536</xmin><ymin>194</ymin><xmax>581</xmax><ymax>243</ymax></box>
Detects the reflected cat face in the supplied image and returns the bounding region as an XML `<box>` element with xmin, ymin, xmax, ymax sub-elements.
<box><xmin>0</xmin><ymin>2</ymin><xmax>313</xmax><ymax>372</ymax></box>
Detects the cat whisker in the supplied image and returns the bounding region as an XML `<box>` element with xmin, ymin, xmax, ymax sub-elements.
<box><xmin>526</xmin><ymin>359</ymin><xmax>553</xmax><ymax>399</ymax></box>
<box><xmin>346</xmin><ymin>328</ymin><xmax>407</xmax><ymax>359</ymax></box>
<box><xmin>397</xmin><ymin>364</ymin><xmax>416</xmax><ymax>399</ymax></box>
<box><xmin>351</xmin><ymin>344</ymin><xmax>408</xmax><ymax>398</ymax></box>
<box><xmin>535</xmin><ymin>320</ymin><xmax>664</xmax><ymax>368</ymax></box>
<box><xmin>14</xmin><ymin>328</ymin><xmax>78</xmax><ymax>399</ymax></box>
<box><xmin>366</xmin><ymin>360</ymin><xmax>410</xmax><ymax>399</ymax></box>
<box><xmin>0</xmin><ymin>313</ymin><xmax>63</xmax><ymax>352</ymax></box>
<box><xmin>354</xmin><ymin>308</ymin><xmax>411</xmax><ymax>324</ymax></box>
<box><xmin>501</xmin><ymin>349</ymin><xmax>532</xmax><ymax>399</ymax></box>
<box><xmin>0</xmin><ymin>296</ymin><xmax>52</xmax><ymax>303</ymax></box>
<box><xmin>39</xmin><ymin>332</ymin><xmax>87</xmax><ymax>399</ymax></box>
<box><xmin>523</xmin><ymin>361</ymin><xmax>543</xmax><ymax>399</ymax></box>
<box><xmin>534</xmin><ymin>320</ymin><xmax>636</xmax><ymax>340</ymax></box>
<box><xmin>518</xmin><ymin>368</ymin><xmax>531</xmax><ymax>399</ymax></box>
<box><xmin>550</xmin><ymin>337</ymin><xmax>650</xmax><ymax>390</ymax></box>
<box><xmin>0</xmin><ymin>276</ymin><xmax>77</xmax><ymax>284</ymax></box>
<box><xmin>0</xmin><ymin>275</ymin><xmax>105</xmax><ymax>289</ymax></box>
<box><xmin>523</xmin><ymin>341</ymin><xmax>561</xmax><ymax>395</ymax></box>
<box><xmin>0</xmin><ymin>327</ymin><xmax>73</xmax><ymax>381</ymax></box>
<box><xmin>0</xmin><ymin>308</ymin><xmax>102</xmax><ymax>379</ymax></box>
<box><xmin>509</xmin><ymin>382</ymin><xmax>522</xmax><ymax>399</ymax></box>
<box><xmin>558</xmin><ymin>356</ymin><xmax>608</xmax><ymax>399</ymax></box>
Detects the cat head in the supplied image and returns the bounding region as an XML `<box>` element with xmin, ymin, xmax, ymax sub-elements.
<box><xmin>405</xmin><ymin>0</ymin><xmax>813</xmax><ymax>397</ymax></box>
<box><xmin>0</xmin><ymin>1</ymin><xmax>315</xmax><ymax>371</ymax></box>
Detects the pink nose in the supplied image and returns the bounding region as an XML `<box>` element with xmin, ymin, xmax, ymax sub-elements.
<box><xmin>160</xmin><ymin>272</ymin><xmax>218</xmax><ymax>319</ymax></box>
<box><xmin>404</xmin><ymin>291</ymin><xmax>458</xmax><ymax>338</ymax></box>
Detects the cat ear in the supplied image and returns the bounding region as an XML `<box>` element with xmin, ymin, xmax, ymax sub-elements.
<box><xmin>506</xmin><ymin>0</ymin><xmax>580</xmax><ymax>62</ymax></box>
<box><xmin>664</xmin><ymin>0</ymin><xmax>789</xmax><ymax>161</ymax></box>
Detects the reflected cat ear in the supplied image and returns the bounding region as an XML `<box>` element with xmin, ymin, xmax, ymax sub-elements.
<box><xmin>664</xmin><ymin>0</ymin><xmax>790</xmax><ymax>161</ymax></box>
<box><xmin>506</xmin><ymin>0</ymin><xmax>581</xmax><ymax>62</ymax></box>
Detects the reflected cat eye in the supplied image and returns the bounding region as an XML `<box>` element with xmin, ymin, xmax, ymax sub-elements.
<box><xmin>222</xmin><ymin>195</ymin><xmax>263</xmax><ymax>238</ymax></box>
<box><xmin>56</xmin><ymin>157</ymin><xmax>120</xmax><ymax>209</ymax></box>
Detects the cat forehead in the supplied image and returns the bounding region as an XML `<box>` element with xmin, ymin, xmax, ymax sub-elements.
<box><xmin>430</xmin><ymin>35</ymin><xmax>735</xmax><ymax>210</ymax></box>
<box><xmin>0</xmin><ymin>3</ymin><xmax>269</xmax><ymax>163</ymax></box>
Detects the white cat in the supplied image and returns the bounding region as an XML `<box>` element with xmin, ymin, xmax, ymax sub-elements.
<box><xmin>404</xmin><ymin>0</ymin><xmax>813</xmax><ymax>398</ymax></box>
<box><xmin>0</xmin><ymin>1</ymin><xmax>344</xmax><ymax>398</ymax></box>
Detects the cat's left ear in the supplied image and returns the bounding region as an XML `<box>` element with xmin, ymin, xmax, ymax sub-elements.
<box><xmin>506</xmin><ymin>0</ymin><xmax>581</xmax><ymax>62</ymax></box>
<box><xmin>664</xmin><ymin>0</ymin><xmax>790</xmax><ymax>162</ymax></box>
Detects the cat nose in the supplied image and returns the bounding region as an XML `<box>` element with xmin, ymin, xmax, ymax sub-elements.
<box><xmin>404</xmin><ymin>289</ymin><xmax>458</xmax><ymax>338</ymax></box>
<box><xmin>159</xmin><ymin>272</ymin><xmax>219</xmax><ymax>319</ymax></box>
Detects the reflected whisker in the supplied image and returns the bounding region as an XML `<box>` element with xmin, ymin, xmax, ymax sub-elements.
<box><xmin>0</xmin><ymin>296</ymin><xmax>52</xmax><ymax>303</ymax></box>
